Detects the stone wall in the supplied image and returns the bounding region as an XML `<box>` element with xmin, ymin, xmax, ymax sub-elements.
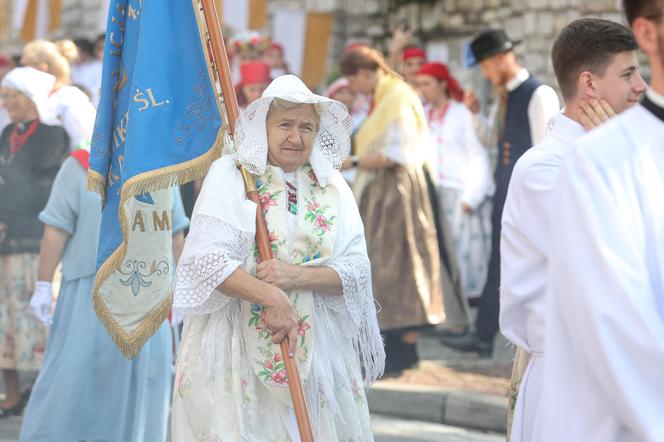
<box><xmin>58</xmin><ymin>0</ymin><xmax>108</xmax><ymax>40</ymax></box>
<box><xmin>337</xmin><ymin>0</ymin><xmax>627</xmax><ymax>95</ymax></box>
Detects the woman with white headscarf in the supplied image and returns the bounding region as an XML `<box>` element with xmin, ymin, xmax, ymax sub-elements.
<box><xmin>21</xmin><ymin>40</ymin><xmax>96</xmax><ymax>151</ymax></box>
<box><xmin>171</xmin><ymin>75</ymin><xmax>384</xmax><ymax>440</ymax></box>
<box><xmin>0</xmin><ymin>67</ymin><xmax>68</xmax><ymax>417</ymax></box>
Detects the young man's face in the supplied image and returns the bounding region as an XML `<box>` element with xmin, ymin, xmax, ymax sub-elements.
<box><xmin>593</xmin><ymin>51</ymin><xmax>647</xmax><ymax>114</ymax></box>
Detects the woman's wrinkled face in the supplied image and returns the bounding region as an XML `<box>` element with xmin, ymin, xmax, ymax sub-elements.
<box><xmin>0</xmin><ymin>87</ymin><xmax>36</xmax><ymax>122</ymax></box>
<box><xmin>266</xmin><ymin>103</ymin><xmax>318</xmax><ymax>173</ymax></box>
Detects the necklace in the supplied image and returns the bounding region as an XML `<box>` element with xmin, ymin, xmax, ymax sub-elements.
<box><xmin>428</xmin><ymin>102</ymin><xmax>451</xmax><ymax>124</ymax></box>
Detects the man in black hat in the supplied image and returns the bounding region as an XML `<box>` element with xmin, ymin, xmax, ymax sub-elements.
<box><xmin>442</xmin><ymin>29</ymin><xmax>559</xmax><ymax>356</ymax></box>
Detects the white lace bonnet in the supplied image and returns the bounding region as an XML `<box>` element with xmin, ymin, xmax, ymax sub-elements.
<box><xmin>233</xmin><ymin>75</ymin><xmax>352</xmax><ymax>186</ymax></box>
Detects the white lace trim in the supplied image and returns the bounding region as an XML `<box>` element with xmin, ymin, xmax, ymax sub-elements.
<box><xmin>328</xmin><ymin>256</ymin><xmax>385</xmax><ymax>385</ymax></box>
<box><xmin>173</xmin><ymin>214</ymin><xmax>254</xmax><ymax>315</ymax></box>
<box><xmin>233</xmin><ymin>75</ymin><xmax>352</xmax><ymax>187</ymax></box>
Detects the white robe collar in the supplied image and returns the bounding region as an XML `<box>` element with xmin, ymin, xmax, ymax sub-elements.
<box><xmin>547</xmin><ymin>112</ymin><xmax>585</xmax><ymax>145</ymax></box>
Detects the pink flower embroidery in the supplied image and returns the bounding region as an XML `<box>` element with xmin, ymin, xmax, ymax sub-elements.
<box><xmin>296</xmin><ymin>315</ymin><xmax>311</xmax><ymax>346</ymax></box>
<box><xmin>263</xmin><ymin>360</ymin><xmax>273</xmax><ymax>370</ymax></box>
<box><xmin>307</xmin><ymin>200</ymin><xmax>320</xmax><ymax>212</ymax></box>
<box><xmin>270</xmin><ymin>370</ymin><xmax>287</xmax><ymax>384</ymax></box>
<box><xmin>268</xmin><ymin>231</ymin><xmax>280</xmax><ymax>244</ymax></box>
<box><xmin>315</xmin><ymin>214</ymin><xmax>330</xmax><ymax>232</ymax></box>
<box><xmin>259</xmin><ymin>192</ymin><xmax>278</xmax><ymax>211</ymax></box>
<box><xmin>297</xmin><ymin>319</ymin><xmax>311</xmax><ymax>337</ymax></box>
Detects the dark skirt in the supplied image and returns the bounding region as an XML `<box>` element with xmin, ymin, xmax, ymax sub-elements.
<box><xmin>359</xmin><ymin>165</ymin><xmax>445</xmax><ymax>332</ymax></box>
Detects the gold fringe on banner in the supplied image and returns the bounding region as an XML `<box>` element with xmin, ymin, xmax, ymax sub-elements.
<box><xmin>93</xmin><ymin>276</ymin><xmax>173</xmax><ymax>358</ymax></box>
<box><xmin>87</xmin><ymin>169</ymin><xmax>107</xmax><ymax>207</ymax></box>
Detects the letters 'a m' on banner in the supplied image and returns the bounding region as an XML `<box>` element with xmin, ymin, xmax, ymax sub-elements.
<box><xmin>88</xmin><ymin>0</ymin><xmax>224</xmax><ymax>359</ymax></box>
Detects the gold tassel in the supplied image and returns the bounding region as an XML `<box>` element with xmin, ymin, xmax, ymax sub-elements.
<box><xmin>93</xmin><ymin>290</ymin><xmax>173</xmax><ymax>359</ymax></box>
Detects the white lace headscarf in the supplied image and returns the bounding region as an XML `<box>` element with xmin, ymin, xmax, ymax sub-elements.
<box><xmin>1</xmin><ymin>67</ymin><xmax>58</xmax><ymax>125</ymax></box>
<box><xmin>234</xmin><ymin>75</ymin><xmax>352</xmax><ymax>186</ymax></box>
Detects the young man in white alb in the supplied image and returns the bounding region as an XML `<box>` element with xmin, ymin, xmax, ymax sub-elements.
<box><xmin>500</xmin><ymin>18</ymin><xmax>646</xmax><ymax>442</ymax></box>
<box><xmin>541</xmin><ymin>1</ymin><xmax>664</xmax><ymax>440</ymax></box>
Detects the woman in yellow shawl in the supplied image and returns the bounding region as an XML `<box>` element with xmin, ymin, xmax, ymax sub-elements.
<box><xmin>340</xmin><ymin>47</ymin><xmax>445</xmax><ymax>376</ymax></box>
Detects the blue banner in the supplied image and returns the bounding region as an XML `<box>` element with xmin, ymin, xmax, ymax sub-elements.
<box><xmin>88</xmin><ymin>0</ymin><xmax>223</xmax><ymax>358</ymax></box>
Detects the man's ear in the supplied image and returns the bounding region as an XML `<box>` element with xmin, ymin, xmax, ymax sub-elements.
<box><xmin>578</xmin><ymin>71</ymin><xmax>598</xmax><ymax>99</ymax></box>
<box><xmin>632</xmin><ymin>16</ymin><xmax>659</xmax><ymax>57</ymax></box>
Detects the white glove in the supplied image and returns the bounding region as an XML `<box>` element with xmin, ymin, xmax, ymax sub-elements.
<box><xmin>29</xmin><ymin>281</ymin><xmax>53</xmax><ymax>325</ymax></box>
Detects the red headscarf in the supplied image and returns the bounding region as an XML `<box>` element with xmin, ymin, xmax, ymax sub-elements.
<box><xmin>416</xmin><ymin>62</ymin><xmax>464</xmax><ymax>102</ymax></box>
<box><xmin>402</xmin><ymin>47</ymin><xmax>427</xmax><ymax>62</ymax></box>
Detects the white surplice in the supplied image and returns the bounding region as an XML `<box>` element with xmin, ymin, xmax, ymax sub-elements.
<box><xmin>541</xmin><ymin>92</ymin><xmax>664</xmax><ymax>442</ymax></box>
<box><xmin>500</xmin><ymin>112</ymin><xmax>585</xmax><ymax>441</ymax></box>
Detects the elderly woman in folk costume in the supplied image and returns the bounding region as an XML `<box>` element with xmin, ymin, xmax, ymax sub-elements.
<box><xmin>415</xmin><ymin>62</ymin><xmax>494</xmax><ymax>335</ymax></box>
<box><xmin>20</xmin><ymin>40</ymin><xmax>96</xmax><ymax>151</ymax></box>
<box><xmin>171</xmin><ymin>75</ymin><xmax>384</xmax><ymax>441</ymax></box>
<box><xmin>0</xmin><ymin>67</ymin><xmax>69</xmax><ymax>417</ymax></box>
<box><xmin>339</xmin><ymin>46</ymin><xmax>446</xmax><ymax>376</ymax></box>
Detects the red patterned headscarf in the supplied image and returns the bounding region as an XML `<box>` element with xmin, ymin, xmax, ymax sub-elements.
<box><xmin>416</xmin><ymin>62</ymin><xmax>464</xmax><ymax>102</ymax></box>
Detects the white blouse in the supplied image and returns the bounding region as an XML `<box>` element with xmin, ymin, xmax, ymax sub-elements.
<box><xmin>426</xmin><ymin>100</ymin><xmax>494</xmax><ymax>208</ymax></box>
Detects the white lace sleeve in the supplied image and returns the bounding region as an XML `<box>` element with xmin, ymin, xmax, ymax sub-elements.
<box><xmin>173</xmin><ymin>213</ymin><xmax>254</xmax><ymax>315</ymax></box>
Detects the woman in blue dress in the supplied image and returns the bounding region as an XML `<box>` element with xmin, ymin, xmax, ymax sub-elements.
<box><xmin>19</xmin><ymin>151</ymin><xmax>188</xmax><ymax>442</ymax></box>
